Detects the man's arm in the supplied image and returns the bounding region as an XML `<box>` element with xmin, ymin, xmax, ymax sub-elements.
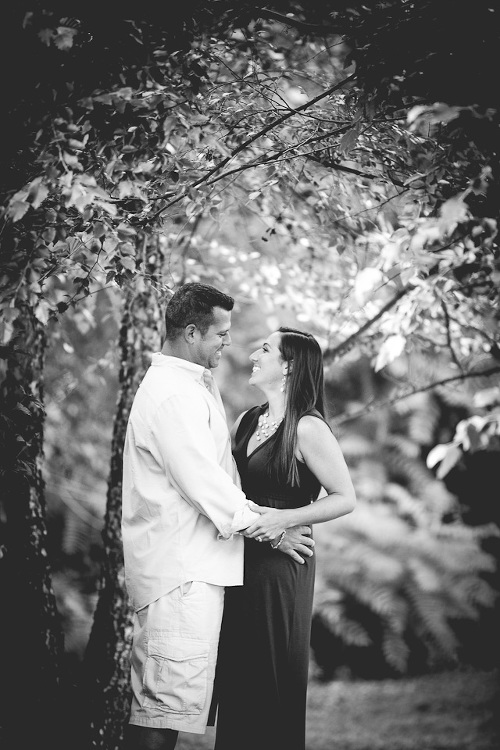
<box><xmin>151</xmin><ymin>393</ymin><xmax>259</xmax><ymax>535</ymax></box>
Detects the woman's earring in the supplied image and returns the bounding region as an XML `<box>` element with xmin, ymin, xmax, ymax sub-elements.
<box><xmin>280</xmin><ymin>368</ymin><xmax>287</xmax><ymax>393</ymax></box>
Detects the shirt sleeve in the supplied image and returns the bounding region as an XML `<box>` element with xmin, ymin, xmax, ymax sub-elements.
<box><xmin>150</xmin><ymin>392</ymin><xmax>259</xmax><ymax>538</ymax></box>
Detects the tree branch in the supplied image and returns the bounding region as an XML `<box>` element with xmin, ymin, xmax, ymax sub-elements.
<box><xmin>146</xmin><ymin>73</ymin><xmax>356</xmax><ymax>223</ymax></box>
<box><xmin>323</xmin><ymin>289</ymin><xmax>409</xmax><ymax>364</ymax></box>
<box><xmin>258</xmin><ymin>8</ymin><xmax>340</xmax><ymax>35</ymax></box>
<box><xmin>334</xmin><ymin>366</ymin><xmax>500</xmax><ymax>425</ymax></box>
<box><xmin>203</xmin><ymin>127</ymin><xmax>385</xmax><ymax>187</ymax></box>
<box><xmin>441</xmin><ymin>301</ymin><xmax>464</xmax><ymax>372</ymax></box>
<box><xmin>309</xmin><ymin>153</ymin><xmax>405</xmax><ymax>187</ymax></box>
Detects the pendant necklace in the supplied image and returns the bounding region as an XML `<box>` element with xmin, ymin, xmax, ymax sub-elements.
<box><xmin>255</xmin><ymin>411</ymin><xmax>284</xmax><ymax>441</ymax></box>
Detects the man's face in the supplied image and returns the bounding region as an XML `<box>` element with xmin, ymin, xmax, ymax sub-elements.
<box><xmin>192</xmin><ymin>307</ymin><xmax>232</xmax><ymax>369</ymax></box>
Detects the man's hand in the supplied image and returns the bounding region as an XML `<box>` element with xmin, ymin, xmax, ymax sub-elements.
<box><xmin>276</xmin><ymin>525</ymin><xmax>314</xmax><ymax>564</ymax></box>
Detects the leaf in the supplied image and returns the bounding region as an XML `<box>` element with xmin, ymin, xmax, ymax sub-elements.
<box><xmin>426</xmin><ymin>443</ymin><xmax>450</xmax><ymax>469</ymax></box>
<box><xmin>436</xmin><ymin>445</ymin><xmax>463</xmax><ymax>479</ymax></box>
<box><xmin>42</xmin><ymin>227</ymin><xmax>56</xmax><ymax>243</ymax></box>
<box><xmin>0</xmin><ymin>307</ymin><xmax>21</xmax><ymax>345</ymax></box>
<box><xmin>407</xmin><ymin>103</ymin><xmax>463</xmax><ymax>132</ymax></box>
<box><xmin>80</xmin><ymin>97</ymin><xmax>94</xmax><ymax>110</ymax></box>
<box><xmin>93</xmin><ymin>221</ymin><xmax>106</xmax><ymax>238</ymax></box>
<box><xmin>63</xmin><ymin>152</ymin><xmax>82</xmax><ymax>169</ymax></box>
<box><xmin>34</xmin><ymin>300</ymin><xmax>51</xmax><ymax>325</ymax></box>
<box><xmin>354</xmin><ymin>267</ymin><xmax>384</xmax><ymax>306</ymax></box>
<box><xmin>119</xmin><ymin>256</ymin><xmax>136</xmax><ymax>272</ymax></box>
<box><xmin>438</xmin><ymin>195</ymin><xmax>470</xmax><ymax>234</ymax></box>
<box><xmin>103</xmin><ymin>236</ymin><xmax>119</xmax><ymax>254</ymax></box>
<box><xmin>67</xmin><ymin>138</ymin><xmax>86</xmax><ymax>151</ymax></box>
<box><xmin>118</xmin><ymin>180</ymin><xmax>138</xmax><ymax>197</ymax></box>
<box><xmin>28</xmin><ymin>179</ymin><xmax>49</xmax><ymax>209</ymax></box>
<box><xmin>38</xmin><ymin>28</ymin><xmax>53</xmax><ymax>46</ymax></box>
<box><xmin>374</xmin><ymin>334</ymin><xmax>406</xmax><ymax>372</ymax></box>
<box><xmin>119</xmin><ymin>242</ymin><xmax>135</xmax><ymax>256</ymax></box>
<box><xmin>15</xmin><ymin>403</ymin><xmax>31</xmax><ymax>415</ymax></box>
<box><xmin>473</xmin><ymin>388</ymin><xmax>499</xmax><ymax>409</ymax></box>
<box><xmin>338</xmin><ymin>127</ymin><xmax>360</xmax><ymax>157</ymax></box>
<box><xmin>116</xmin><ymin>223</ymin><xmax>137</xmax><ymax>240</ymax></box>
<box><xmin>464</xmin><ymin>422</ymin><xmax>482</xmax><ymax>452</ymax></box>
<box><xmin>53</xmin><ymin>27</ymin><xmax>77</xmax><ymax>51</ymax></box>
<box><xmin>7</xmin><ymin>200</ymin><xmax>30</xmax><ymax>222</ymax></box>
<box><xmin>185</xmin><ymin>201</ymin><xmax>202</xmax><ymax>218</ymax></box>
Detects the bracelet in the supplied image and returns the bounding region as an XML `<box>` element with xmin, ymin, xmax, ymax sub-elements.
<box><xmin>270</xmin><ymin>530</ymin><xmax>286</xmax><ymax>550</ymax></box>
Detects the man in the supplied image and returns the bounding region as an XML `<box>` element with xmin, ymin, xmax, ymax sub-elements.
<box><xmin>122</xmin><ymin>283</ymin><xmax>314</xmax><ymax>750</ymax></box>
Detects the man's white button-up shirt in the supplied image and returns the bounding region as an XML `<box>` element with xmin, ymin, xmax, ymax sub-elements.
<box><xmin>122</xmin><ymin>353</ymin><xmax>259</xmax><ymax>612</ymax></box>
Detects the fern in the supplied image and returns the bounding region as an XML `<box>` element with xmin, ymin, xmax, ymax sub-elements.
<box><xmin>382</xmin><ymin>629</ymin><xmax>410</xmax><ymax>673</ymax></box>
<box><xmin>313</xmin><ymin>494</ymin><xmax>498</xmax><ymax>675</ymax></box>
<box><xmin>312</xmin><ymin>349</ymin><xmax>499</xmax><ymax>678</ymax></box>
<box><xmin>314</xmin><ymin>593</ymin><xmax>372</xmax><ymax>648</ymax></box>
<box><xmin>405</xmin><ymin>582</ymin><xmax>459</xmax><ymax>660</ymax></box>
<box><xmin>393</xmin><ymin>392</ymin><xmax>442</xmax><ymax>447</ymax></box>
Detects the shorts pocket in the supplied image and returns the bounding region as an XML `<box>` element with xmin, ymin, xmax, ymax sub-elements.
<box><xmin>143</xmin><ymin>635</ymin><xmax>209</xmax><ymax>715</ymax></box>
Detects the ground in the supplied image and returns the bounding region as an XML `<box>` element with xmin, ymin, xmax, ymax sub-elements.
<box><xmin>176</xmin><ymin>668</ymin><xmax>499</xmax><ymax>750</ymax></box>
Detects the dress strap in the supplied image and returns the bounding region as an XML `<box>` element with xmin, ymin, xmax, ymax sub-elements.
<box><xmin>235</xmin><ymin>405</ymin><xmax>264</xmax><ymax>442</ymax></box>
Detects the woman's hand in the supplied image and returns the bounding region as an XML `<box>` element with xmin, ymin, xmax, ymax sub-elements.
<box><xmin>242</xmin><ymin>502</ymin><xmax>294</xmax><ymax>543</ymax></box>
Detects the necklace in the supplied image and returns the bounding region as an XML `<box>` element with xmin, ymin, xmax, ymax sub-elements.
<box><xmin>255</xmin><ymin>411</ymin><xmax>284</xmax><ymax>442</ymax></box>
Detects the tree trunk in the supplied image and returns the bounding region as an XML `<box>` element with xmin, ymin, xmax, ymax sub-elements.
<box><xmin>80</xmin><ymin>238</ymin><xmax>166</xmax><ymax>750</ymax></box>
<box><xmin>0</xmin><ymin>304</ymin><xmax>65</xmax><ymax>750</ymax></box>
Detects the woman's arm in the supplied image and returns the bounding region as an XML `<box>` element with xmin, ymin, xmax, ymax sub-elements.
<box><xmin>243</xmin><ymin>415</ymin><xmax>356</xmax><ymax>542</ymax></box>
<box><xmin>233</xmin><ymin>410</ymin><xmax>315</xmax><ymax>561</ymax></box>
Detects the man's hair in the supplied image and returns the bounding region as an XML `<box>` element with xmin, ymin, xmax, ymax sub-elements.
<box><xmin>164</xmin><ymin>282</ymin><xmax>234</xmax><ymax>340</ymax></box>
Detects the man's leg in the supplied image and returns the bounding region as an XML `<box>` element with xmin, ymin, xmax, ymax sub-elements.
<box><xmin>127</xmin><ymin>584</ymin><xmax>224</xmax><ymax>744</ymax></box>
<box><xmin>123</xmin><ymin>725</ymin><xmax>178</xmax><ymax>750</ymax></box>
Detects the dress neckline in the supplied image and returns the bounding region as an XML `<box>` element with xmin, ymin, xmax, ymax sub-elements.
<box><xmin>245</xmin><ymin>406</ymin><xmax>282</xmax><ymax>459</ymax></box>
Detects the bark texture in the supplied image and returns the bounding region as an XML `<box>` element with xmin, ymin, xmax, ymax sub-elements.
<box><xmin>81</xmin><ymin>238</ymin><xmax>166</xmax><ymax>750</ymax></box>
<box><xmin>0</xmin><ymin>304</ymin><xmax>65</xmax><ymax>749</ymax></box>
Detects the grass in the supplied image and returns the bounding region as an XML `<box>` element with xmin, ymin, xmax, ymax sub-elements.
<box><xmin>176</xmin><ymin>668</ymin><xmax>499</xmax><ymax>750</ymax></box>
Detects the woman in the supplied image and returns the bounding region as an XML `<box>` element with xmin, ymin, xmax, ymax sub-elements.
<box><xmin>213</xmin><ymin>327</ymin><xmax>356</xmax><ymax>750</ymax></box>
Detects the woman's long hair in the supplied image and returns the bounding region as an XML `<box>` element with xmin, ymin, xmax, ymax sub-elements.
<box><xmin>268</xmin><ymin>326</ymin><xmax>327</xmax><ymax>486</ymax></box>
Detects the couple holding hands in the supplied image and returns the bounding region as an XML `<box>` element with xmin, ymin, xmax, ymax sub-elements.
<box><xmin>122</xmin><ymin>282</ymin><xmax>356</xmax><ymax>750</ymax></box>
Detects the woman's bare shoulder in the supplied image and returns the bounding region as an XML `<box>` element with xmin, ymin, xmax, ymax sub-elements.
<box><xmin>297</xmin><ymin>413</ymin><xmax>332</xmax><ymax>436</ymax></box>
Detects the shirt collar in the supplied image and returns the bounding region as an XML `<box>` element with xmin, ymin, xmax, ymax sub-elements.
<box><xmin>151</xmin><ymin>352</ymin><xmax>206</xmax><ymax>383</ymax></box>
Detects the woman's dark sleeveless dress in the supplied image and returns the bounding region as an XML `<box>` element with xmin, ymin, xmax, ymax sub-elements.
<box><xmin>214</xmin><ymin>406</ymin><xmax>321</xmax><ymax>750</ymax></box>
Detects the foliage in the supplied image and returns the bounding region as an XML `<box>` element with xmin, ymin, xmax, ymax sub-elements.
<box><xmin>427</xmin><ymin>387</ymin><xmax>500</xmax><ymax>480</ymax></box>
<box><xmin>312</xmin><ymin>352</ymin><xmax>499</xmax><ymax>678</ymax></box>
<box><xmin>43</xmin><ymin>288</ymin><xmax>121</xmax><ymax>663</ymax></box>
<box><xmin>2</xmin><ymin>3</ymin><xmax>499</xmax><ymax>374</ymax></box>
<box><xmin>313</xmin><ymin>484</ymin><xmax>498</xmax><ymax>676</ymax></box>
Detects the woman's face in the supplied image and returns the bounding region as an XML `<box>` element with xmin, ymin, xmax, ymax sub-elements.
<box><xmin>249</xmin><ymin>331</ymin><xmax>285</xmax><ymax>389</ymax></box>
